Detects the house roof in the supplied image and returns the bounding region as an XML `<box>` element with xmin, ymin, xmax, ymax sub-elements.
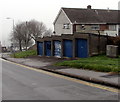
<box><xmin>62</xmin><ymin>7</ymin><xmax>120</xmax><ymax>24</ymax></box>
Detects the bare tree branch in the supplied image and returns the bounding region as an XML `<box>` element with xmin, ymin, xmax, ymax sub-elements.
<box><xmin>43</xmin><ymin>28</ymin><xmax>53</xmax><ymax>37</ymax></box>
<box><xmin>10</xmin><ymin>19</ymin><xmax>52</xmax><ymax>51</ymax></box>
<box><xmin>27</xmin><ymin>19</ymin><xmax>47</xmax><ymax>43</ymax></box>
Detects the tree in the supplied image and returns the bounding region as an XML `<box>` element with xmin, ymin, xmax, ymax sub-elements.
<box><xmin>43</xmin><ymin>28</ymin><xmax>53</xmax><ymax>37</ymax></box>
<box><xmin>10</xmin><ymin>21</ymin><xmax>33</xmax><ymax>51</ymax></box>
<box><xmin>27</xmin><ymin>19</ymin><xmax>47</xmax><ymax>43</ymax></box>
<box><xmin>21</xmin><ymin>22</ymin><xmax>32</xmax><ymax>50</ymax></box>
<box><xmin>10</xmin><ymin>22</ymin><xmax>24</xmax><ymax>51</ymax></box>
<box><xmin>10</xmin><ymin>19</ymin><xmax>51</xmax><ymax>51</ymax></box>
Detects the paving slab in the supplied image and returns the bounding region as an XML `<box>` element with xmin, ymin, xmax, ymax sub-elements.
<box><xmin>6</xmin><ymin>58</ymin><xmax>51</xmax><ymax>68</ymax></box>
<box><xmin>57</xmin><ymin>68</ymin><xmax>119</xmax><ymax>85</ymax></box>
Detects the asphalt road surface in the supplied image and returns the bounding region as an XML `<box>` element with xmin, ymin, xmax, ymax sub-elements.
<box><xmin>2</xmin><ymin>58</ymin><xmax>119</xmax><ymax>100</ymax></box>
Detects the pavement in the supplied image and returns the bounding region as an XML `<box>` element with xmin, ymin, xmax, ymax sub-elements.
<box><xmin>1</xmin><ymin>53</ymin><xmax>120</xmax><ymax>88</ymax></box>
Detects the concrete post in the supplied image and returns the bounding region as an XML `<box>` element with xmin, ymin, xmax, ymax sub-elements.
<box><xmin>51</xmin><ymin>40</ymin><xmax>54</xmax><ymax>56</ymax></box>
<box><xmin>61</xmin><ymin>39</ymin><xmax>64</xmax><ymax>57</ymax></box>
<box><xmin>43</xmin><ymin>41</ymin><xmax>45</xmax><ymax>56</ymax></box>
<box><xmin>73</xmin><ymin>38</ymin><xmax>76</xmax><ymax>58</ymax></box>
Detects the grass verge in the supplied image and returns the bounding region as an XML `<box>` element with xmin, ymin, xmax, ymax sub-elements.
<box><xmin>11</xmin><ymin>50</ymin><xmax>37</xmax><ymax>58</ymax></box>
<box><xmin>55</xmin><ymin>55</ymin><xmax>120</xmax><ymax>72</ymax></box>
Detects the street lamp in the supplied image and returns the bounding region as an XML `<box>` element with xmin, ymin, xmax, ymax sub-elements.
<box><xmin>6</xmin><ymin>17</ymin><xmax>14</xmax><ymax>30</ymax></box>
<box><xmin>6</xmin><ymin>17</ymin><xmax>15</xmax><ymax>57</ymax></box>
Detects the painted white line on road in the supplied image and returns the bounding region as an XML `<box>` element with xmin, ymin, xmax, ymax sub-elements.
<box><xmin>2</xmin><ymin>58</ymin><xmax>119</xmax><ymax>93</ymax></box>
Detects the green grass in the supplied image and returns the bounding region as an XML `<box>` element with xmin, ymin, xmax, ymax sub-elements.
<box><xmin>55</xmin><ymin>55</ymin><xmax>120</xmax><ymax>72</ymax></box>
<box><xmin>11</xmin><ymin>50</ymin><xmax>37</xmax><ymax>58</ymax></box>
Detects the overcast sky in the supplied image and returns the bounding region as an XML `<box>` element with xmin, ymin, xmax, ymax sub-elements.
<box><xmin>0</xmin><ymin>0</ymin><xmax>120</xmax><ymax>46</ymax></box>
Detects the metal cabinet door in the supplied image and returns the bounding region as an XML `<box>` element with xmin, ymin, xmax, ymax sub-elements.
<box><xmin>54</xmin><ymin>41</ymin><xmax>61</xmax><ymax>57</ymax></box>
<box><xmin>76</xmin><ymin>39</ymin><xmax>88</xmax><ymax>58</ymax></box>
<box><xmin>45</xmin><ymin>41</ymin><xmax>51</xmax><ymax>56</ymax></box>
<box><xmin>63</xmin><ymin>40</ymin><xmax>73</xmax><ymax>58</ymax></box>
<box><xmin>38</xmin><ymin>42</ymin><xmax>43</xmax><ymax>56</ymax></box>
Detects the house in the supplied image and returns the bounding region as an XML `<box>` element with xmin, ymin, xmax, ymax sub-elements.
<box><xmin>37</xmin><ymin>5</ymin><xmax>120</xmax><ymax>58</ymax></box>
<box><xmin>53</xmin><ymin>5</ymin><xmax>120</xmax><ymax>36</ymax></box>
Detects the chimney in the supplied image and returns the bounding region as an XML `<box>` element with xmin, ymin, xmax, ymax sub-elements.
<box><xmin>107</xmin><ymin>7</ymin><xmax>110</xmax><ymax>12</ymax></box>
<box><xmin>87</xmin><ymin>5</ymin><xmax>91</xmax><ymax>9</ymax></box>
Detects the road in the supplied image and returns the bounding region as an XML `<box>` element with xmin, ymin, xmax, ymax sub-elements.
<box><xmin>2</xmin><ymin>58</ymin><xmax>119</xmax><ymax>100</ymax></box>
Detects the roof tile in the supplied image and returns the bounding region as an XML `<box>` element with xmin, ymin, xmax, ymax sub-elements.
<box><xmin>62</xmin><ymin>8</ymin><xmax>119</xmax><ymax>24</ymax></box>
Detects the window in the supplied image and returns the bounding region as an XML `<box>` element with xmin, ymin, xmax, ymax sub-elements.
<box><xmin>91</xmin><ymin>25</ymin><xmax>100</xmax><ymax>30</ymax></box>
<box><xmin>100</xmin><ymin>25</ymin><xmax>109</xmax><ymax>30</ymax></box>
<box><xmin>63</xmin><ymin>23</ymin><xmax>70</xmax><ymax>29</ymax></box>
<box><xmin>76</xmin><ymin>25</ymin><xmax>85</xmax><ymax>32</ymax></box>
<box><xmin>109</xmin><ymin>25</ymin><xmax>116</xmax><ymax>31</ymax></box>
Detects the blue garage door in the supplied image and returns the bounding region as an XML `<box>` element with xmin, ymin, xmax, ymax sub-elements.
<box><xmin>63</xmin><ymin>40</ymin><xmax>73</xmax><ymax>58</ymax></box>
<box><xmin>76</xmin><ymin>39</ymin><xmax>88</xmax><ymax>58</ymax></box>
<box><xmin>45</xmin><ymin>41</ymin><xmax>51</xmax><ymax>56</ymax></box>
<box><xmin>54</xmin><ymin>41</ymin><xmax>61</xmax><ymax>57</ymax></box>
<box><xmin>38</xmin><ymin>42</ymin><xmax>43</xmax><ymax>56</ymax></box>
